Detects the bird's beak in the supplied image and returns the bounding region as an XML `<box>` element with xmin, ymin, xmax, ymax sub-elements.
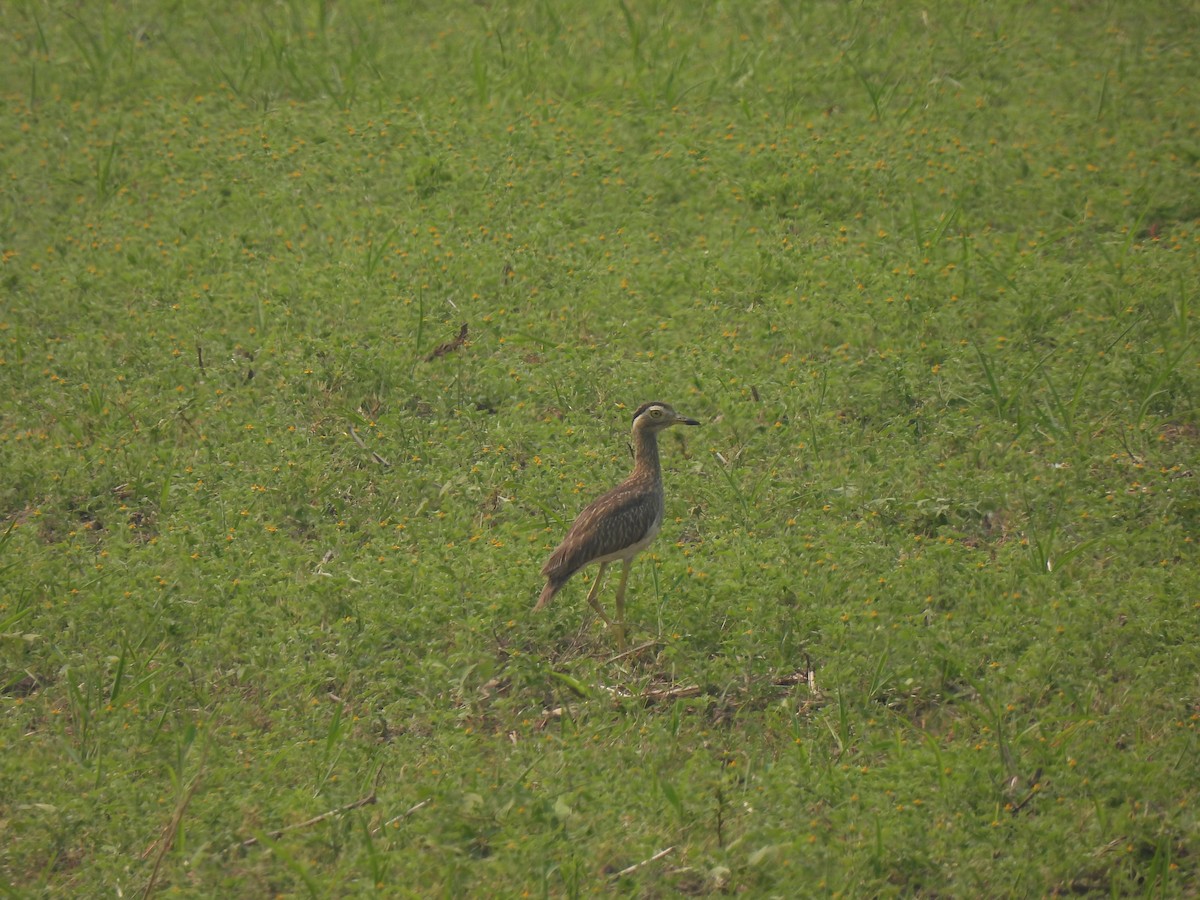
<box><xmin>676</xmin><ymin>414</ymin><xmax>700</xmax><ymax>426</ymax></box>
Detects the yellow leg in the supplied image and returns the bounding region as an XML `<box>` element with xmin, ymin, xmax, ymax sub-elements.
<box><xmin>584</xmin><ymin>562</ymin><xmax>613</xmax><ymax>627</ymax></box>
<box><xmin>613</xmin><ymin>558</ymin><xmax>633</xmax><ymax>650</ymax></box>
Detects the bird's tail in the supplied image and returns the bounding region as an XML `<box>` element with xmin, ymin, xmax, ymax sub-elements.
<box><xmin>535</xmin><ymin>580</ymin><xmax>559</xmax><ymax>611</ymax></box>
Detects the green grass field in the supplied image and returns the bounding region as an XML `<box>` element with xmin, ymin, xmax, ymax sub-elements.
<box><xmin>2</xmin><ymin>1</ymin><xmax>1198</xmax><ymax>895</ymax></box>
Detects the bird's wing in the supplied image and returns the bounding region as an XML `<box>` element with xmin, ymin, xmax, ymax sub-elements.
<box><xmin>542</xmin><ymin>484</ymin><xmax>660</xmax><ymax>581</ymax></box>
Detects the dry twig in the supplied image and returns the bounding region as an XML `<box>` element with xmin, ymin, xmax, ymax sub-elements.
<box><xmin>349</xmin><ymin>426</ymin><xmax>391</xmax><ymax>467</ymax></box>
<box><xmin>371</xmin><ymin>798</ymin><xmax>432</xmax><ymax>835</ymax></box>
<box><xmin>641</xmin><ymin>684</ymin><xmax>702</xmax><ymax>703</ymax></box>
<box><xmin>237</xmin><ymin>766</ymin><xmax>388</xmax><ymax>851</ymax></box>
<box><xmin>424</xmin><ymin>323</ymin><xmax>469</xmax><ymax>361</ymax></box>
<box><xmin>238</xmin><ymin>791</ymin><xmax>379</xmax><ymax>850</ymax></box>
<box><xmin>604</xmin><ymin>639</ymin><xmax>661</xmax><ymax>664</ymax></box>
<box><xmin>142</xmin><ymin>769</ymin><xmax>205</xmax><ymax>899</ymax></box>
<box><xmin>611</xmin><ymin>845</ymin><xmax>676</xmax><ymax>879</ymax></box>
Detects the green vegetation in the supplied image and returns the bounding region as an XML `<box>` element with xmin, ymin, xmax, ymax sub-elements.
<box><xmin>2</xmin><ymin>0</ymin><xmax>1198</xmax><ymax>895</ymax></box>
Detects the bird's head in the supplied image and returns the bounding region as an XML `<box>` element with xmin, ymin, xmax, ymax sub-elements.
<box><xmin>631</xmin><ymin>401</ymin><xmax>700</xmax><ymax>432</ymax></box>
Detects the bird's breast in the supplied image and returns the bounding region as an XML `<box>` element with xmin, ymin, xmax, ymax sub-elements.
<box><xmin>619</xmin><ymin>503</ymin><xmax>662</xmax><ymax>560</ymax></box>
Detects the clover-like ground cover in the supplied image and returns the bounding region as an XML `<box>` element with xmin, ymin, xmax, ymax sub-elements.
<box><xmin>1</xmin><ymin>1</ymin><xmax>1197</xmax><ymax>895</ymax></box>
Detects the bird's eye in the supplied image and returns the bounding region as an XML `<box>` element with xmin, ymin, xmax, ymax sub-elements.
<box><xmin>651</xmin><ymin>408</ymin><xmax>662</xmax><ymax>417</ymax></box>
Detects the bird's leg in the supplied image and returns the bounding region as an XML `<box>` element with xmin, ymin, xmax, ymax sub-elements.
<box><xmin>584</xmin><ymin>562</ymin><xmax>614</xmax><ymax>628</ymax></box>
<box><xmin>612</xmin><ymin>558</ymin><xmax>633</xmax><ymax>650</ymax></box>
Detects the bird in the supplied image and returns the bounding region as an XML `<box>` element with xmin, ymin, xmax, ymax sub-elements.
<box><xmin>537</xmin><ymin>401</ymin><xmax>700</xmax><ymax>647</ymax></box>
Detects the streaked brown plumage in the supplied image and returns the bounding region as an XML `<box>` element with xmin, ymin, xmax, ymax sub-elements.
<box><xmin>537</xmin><ymin>402</ymin><xmax>699</xmax><ymax>646</ymax></box>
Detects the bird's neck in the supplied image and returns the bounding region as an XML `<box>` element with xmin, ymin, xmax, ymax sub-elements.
<box><xmin>630</xmin><ymin>425</ymin><xmax>661</xmax><ymax>480</ymax></box>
